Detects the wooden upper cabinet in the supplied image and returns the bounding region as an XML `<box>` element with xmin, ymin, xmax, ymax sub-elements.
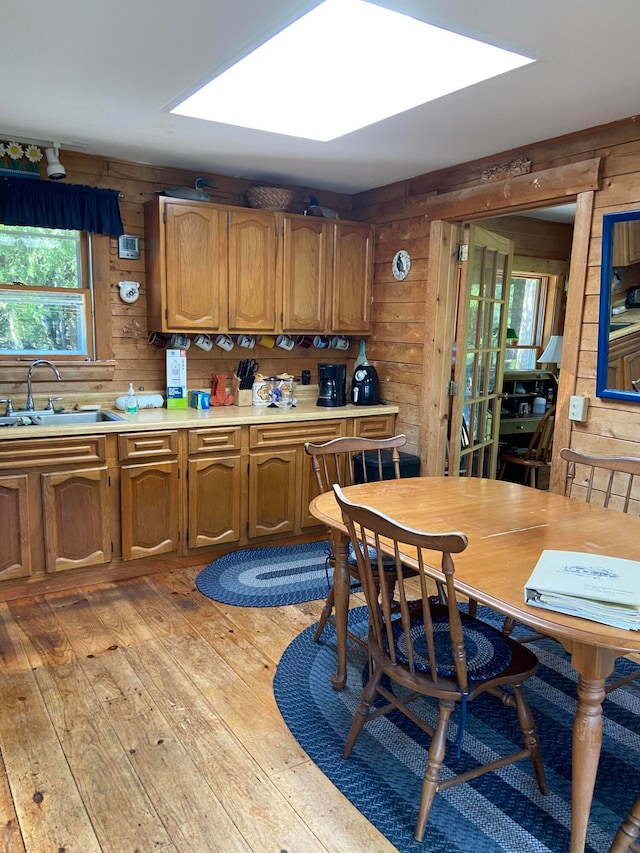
<box><xmin>613</xmin><ymin>220</ymin><xmax>640</xmax><ymax>267</ymax></box>
<box><xmin>330</xmin><ymin>221</ymin><xmax>373</xmax><ymax>332</ymax></box>
<box><xmin>282</xmin><ymin>215</ymin><xmax>330</xmax><ymax>331</ymax></box>
<box><xmin>145</xmin><ymin>197</ymin><xmax>227</xmax><ymax>332</ymax></box>
<box><xmin>228</xmin><ymin>210</ymin><xmax>280</xmax><ymax>332</ymax></box>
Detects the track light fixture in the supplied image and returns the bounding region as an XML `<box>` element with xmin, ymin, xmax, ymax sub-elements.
<box><xmin>45</xmin><ymin>145</ymin><xmax>66</xmax><ymax>180</ymax></box>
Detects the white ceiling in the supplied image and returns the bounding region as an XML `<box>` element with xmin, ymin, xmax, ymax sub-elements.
<box><xmin>2</xmin><ymin>0</ymin><xmax>639</xmax><ymax>196</ymax></box>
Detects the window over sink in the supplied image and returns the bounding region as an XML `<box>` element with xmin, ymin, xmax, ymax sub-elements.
<box><xmin>0</xmin><ymin>224</ymin><xmax>92</xmax><ymax>357</ymax></box>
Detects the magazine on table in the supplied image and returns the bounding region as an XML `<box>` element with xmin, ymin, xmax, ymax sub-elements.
<box><xmin>524</xmin><ymin>550</ymin><xmax>640</xmax><ymax>631</ymax></box>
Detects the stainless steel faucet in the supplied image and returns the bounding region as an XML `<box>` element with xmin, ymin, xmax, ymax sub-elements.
<box><xmin>26</xmin><ymin>359</ymin><xmax>61</xmax><ymax>411</ymax></box>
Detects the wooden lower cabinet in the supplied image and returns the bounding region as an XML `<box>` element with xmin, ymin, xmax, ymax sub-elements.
<box><xmin>0</xmin><ymin>474</ymin><xmax>31</xmax><ymax>580</ymax></box>
<box><xmin>249</xmin><ymin>448</ymin><xmax>299</xmax><ymax>538</ymax></box>
<box><xmin>118</xmin><ymin>430</ymin><xmax>180</xmax><ymax>560</ymax></box>
<box><xmin>41</xmin><ymin>466</ymin><xmax>111</xmax><ymax>573</ymax></box>
<box><xmin>120</xmin><ymin>461</ymin><xmax>180</xmax><ymax>559</ymax></box>
<box><xmin>187</xmin><ymin>426</ymin><xmax>242</xmax><ymax>548</ymax></box>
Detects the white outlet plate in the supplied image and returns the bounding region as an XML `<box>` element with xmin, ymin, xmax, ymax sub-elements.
<box><xmin>569</xmin><ymin>395</ymin><xmax>589</xmax><ymax>422</ymax></box>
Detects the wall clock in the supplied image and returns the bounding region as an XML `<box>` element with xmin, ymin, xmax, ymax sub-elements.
<box><xmin>392</xmin><ymin>249</ymin><xmax>411</xmax><ymax>281</ymax></box>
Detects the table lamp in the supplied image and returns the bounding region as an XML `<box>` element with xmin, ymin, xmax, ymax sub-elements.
<box><xmin>537</xmin><ymin>335</ymin><xmax>563</xmax><ymax>377</ymax></box>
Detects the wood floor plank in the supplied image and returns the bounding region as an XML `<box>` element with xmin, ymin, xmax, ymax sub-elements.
<box><xmin>272</xmin><ymin>759</ymin><xmax>398</xmax><ymax>853</ymax></box>
<box><xmin>78</xmin><ymin>644</ymin><xmax>254</xmax><ymax>852</ymax></box>
<box><xmin>78</xmin><ymin>581</ymin><xmax>158</xmax><ymax>648</ymax></box>
<box><xmin>0</xmin><ymin>670</ymin><xmax>102</xmax><ymax>852</ymax></box>
<box><xmin>123</xmin><ymin>637</ymin><xmax>332</xmax><ymax>853</ymax></box>
<box><xmin>34</xmin><ymin>660</ymin><xmax>172</xmax><ymax>853</ymax></box>
<box><xmin>0</xmin><ymin>749</ymin><xmax>25</xmax><ymax>853</ymax></box>
<box><xmin>6</xmin><ymin>596</ymin><xmax>77</xmax><ymax>669</ymax></box>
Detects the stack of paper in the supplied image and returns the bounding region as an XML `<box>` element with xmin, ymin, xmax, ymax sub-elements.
<box><xmin>524</xmin><ymin>550</ymin><xmax>640</xmax><ymax>630</ymax></box>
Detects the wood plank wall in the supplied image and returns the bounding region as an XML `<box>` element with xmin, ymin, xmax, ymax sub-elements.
<box><xmin>351</xmin><ymin>116</ymin><xmax>640</xmax><ymax>470</ymax></box>
<box><xmin>0</xmin><ymin>152</ymin><xmax>354</xmax><ymax>408</ymax></box>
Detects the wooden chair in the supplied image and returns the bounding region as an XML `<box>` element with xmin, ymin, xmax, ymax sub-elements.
<box><xmin>303</xmin><ymin>434</ymin><xmax>410</xmax><ymax>645</ymax></box>
<box><xmin>334</xmin><ymin>484</ymin><xmax>548</xmax><ymax>841</ymax></box>
<box><xmin>609</xmin><ymin>796</ymin><xmax>640</xmax><ymax>852</ymax></box>
<box><xmin>498</xmin><ymin>404</ymin><xmax>556</xmax><ymax>488</ymax></box>
<box><xmin>560</xmin><ymin>447</ymin><xmax>640</xmax><ymax>693</ymax></box>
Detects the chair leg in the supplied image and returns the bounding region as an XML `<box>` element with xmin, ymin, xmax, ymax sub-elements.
<box><xmin>608</xmin><ymin>796</ymin><xmax>640</xmax><ymax>853</ymax></box>
<box><xmin>414</xmin><ymin>699</ymin><xmax>455</xmax><ymax>842</ymax></box>
<box><xmin>342</xmin><ymin>665</ymin><xmax>383</xmax><ymax>760</ymax></box>
<box><xmin>605</xmin><ymin>668</ymin><xmax>640</xmax><ymax>695</ymax></box>
<box><xmin>313</xmin><ymin>585</ymin><xmax>335</xmax><ymax>643</ymax></box>
<box><xmin>512</xmin><ymin>685</ymin><xmax>548</xmax><ymax>795</ymax></box>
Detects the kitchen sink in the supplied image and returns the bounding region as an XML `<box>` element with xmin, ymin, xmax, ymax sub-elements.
<box><xmin>28</xmin><ymin>410</ymin><xmax>126</xmax><ymax>425</ymax></box>
<box><xmin>0</xmin><ymin>410</ymin><xmax>126</xmax><ymax>427</ymax></box>
<box><xmin>610</xmin><ymin>322</ymin><xmax>632</xmax><ymax>332</ymax></box>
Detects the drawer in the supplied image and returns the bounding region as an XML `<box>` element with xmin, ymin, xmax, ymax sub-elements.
<box><xmin>118</xmin><ymin>430</ymin><xmax>178</xmax><ymax>461</ymax></box>
<box><xmin>352</xmin><ymin>413</ymin><xmax>396</xmax><ymax>439</ymax></box>
<box><xmin>499</xmin><ymin>416</ymin><xmax>542</xmax><ymax>436</ymax></box>
<box><xmin>250</xmin><ymin>419</ymin><xmax>345</xmax><ymax>449</ymax></box>
<box><xmin>0</xmin><ymin>435</ymin><xmax>106</xmax><ymax>469</ymax></box>
<box><xmin>189</xmin><ymin>426</ymin><xmax>241</xmax><ymax>455</ymax></box>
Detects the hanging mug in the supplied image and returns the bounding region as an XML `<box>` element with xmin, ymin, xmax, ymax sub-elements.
<box><xmin>170</xmin><ymin>334</ymin><xmax>191</xmax><ymax>349</ymax></box>
<box><xmin>237</xmin><ymin>334</ymin><xmax>256</xmax><ymax>349</ymax></box>
<box><xmin>215</xmin><ymin>334</ymin><xmax>234</xmax><ymax>352</ymax></box>
<box><xmin>296</xmin><ymin>335</ymin><xmax>313</xmax><ymax>349</ymax></box>
<box><xmin>276</xmin><ymin>334</ymin><xmax>295</xmax><ymax>351</ymax></box>
<box><xmin>148</xmin><ymin>332</ymin><xmax>168</xmax><ymax>349</ymax></box>
<box><xmin>194</xmin><ymin>334</ymin><xmax>213</xmax><ymax>351</ymax></box>
<box><xmin>257</xmin><ymin>335</ymin><xmax>276</xmax><ymax>349</ymax></box>
<box><xmin>331</xmin><ymin>335</ymin><xmax>349</xmax><ymax>350</ymax></box>
<box><xmin>313</xmin><ymin>335</ymin><xmax>330</xmax><ymax>349</ymax></box>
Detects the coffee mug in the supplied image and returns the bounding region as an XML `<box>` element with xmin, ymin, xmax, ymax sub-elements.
<box><xmin>331</xmin><ymin>335</ymin><xmax>349</xmax><ymax>350</ymax></box>
<box><xmin>148</xmin><ymin>332</ymin><xmax>168</xmax><ymax>349</ymax></box>
<box><xmin>194</xmin><ymin>333</ymin><xmax>213</xmax><ymax>351</ymax></box>
<box><xmin>237</xmin><ymin>334</ymin><xmax>256</xmax><ymax>349</ymax></box>
<box><xmin>313</xmin><ymin>335</ymin><xmax>329</xmax><ymax>349</ymax></box>
<box><xmin>257</xmin><ymin>335</ymin><xmax>276</xmax><ymax>349</ymax></box>
<box><xmin>296</xmin><ymin>335</ymin><xmax>313</xmax><ymax>349</ymax></box>
<box><xmin>170</xmin><ymin>334</ymin><xmax>191</xmax><ymax>349</ymax></box>
<box><xmin>276</xmin><ymin>334</ymin><xmax>295</xmax><ymax>351</ymax></box>
<box><xmin>215</xmin><ymin>334</ymin><xmax>234</xmax><ymax>352</ymax></box>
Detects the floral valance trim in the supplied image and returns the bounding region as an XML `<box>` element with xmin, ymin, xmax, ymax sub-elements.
<box><xmin>0</xmin><ymin>176</ymin><xmax>124</xmax><ymax>236</ymax></box>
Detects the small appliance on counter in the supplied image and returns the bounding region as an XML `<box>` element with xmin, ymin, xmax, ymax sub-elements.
<box><xmin>351</xmin><ymin>363</ymin><xmax>380</xmax><ymax>405</ymax></box>
<box><xmin>317</xmin><ymin>363</ymin><xmax>347</xmax><ymax>407</ymax></box>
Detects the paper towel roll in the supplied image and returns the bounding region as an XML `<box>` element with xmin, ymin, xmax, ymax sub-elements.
<box><xmin>115</xmin><ymin>394</ymin><xmax>164</xmax><ymax>411</ymax></box>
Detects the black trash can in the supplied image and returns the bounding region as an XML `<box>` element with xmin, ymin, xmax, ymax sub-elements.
<box><xmin>354</xmin><ymin>450</ymin><xmax>421</xmax><ymax>483</ymax></box>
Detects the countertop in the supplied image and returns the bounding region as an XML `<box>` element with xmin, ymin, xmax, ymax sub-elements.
<box><xmin>0</xmin><ymin>395</ymin><xmax>398</xmax><ymax>441</ymax></box>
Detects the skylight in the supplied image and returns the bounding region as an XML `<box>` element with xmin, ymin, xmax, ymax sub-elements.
<box><xmin>171</xmin><ymin>0</ymin><xmax>534</xmax><ymax>142</ymax></box>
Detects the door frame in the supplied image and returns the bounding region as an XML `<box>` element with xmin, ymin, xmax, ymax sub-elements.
<box><xmin>419</xmin><ymin>162</ymin><xmax>599</xmax><ymax>487</ymax></box>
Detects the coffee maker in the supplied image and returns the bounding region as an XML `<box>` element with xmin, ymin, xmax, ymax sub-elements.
<box><xmin>316</xmin><ymin>363</ymin><xmax>347</xmax><ymax>407</ymax></box>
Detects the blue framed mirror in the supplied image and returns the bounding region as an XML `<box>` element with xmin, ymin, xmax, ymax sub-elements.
<box><xmin>596</xmin><ymin>209</ymin><xmax>640</xmax><ymax>401</ymax></box>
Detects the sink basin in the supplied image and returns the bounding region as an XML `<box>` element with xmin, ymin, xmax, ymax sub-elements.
<box><xmin>610</xmin><ymin>322</ymin><xmax>632</xmax><ymax>332</ymax></box>
<box><xmin>27</xmin><ymin>410</ymin><xmax>126</xmax><ymax>425</ymax></box>
<box><xmin>0</xmin><ymin>410</ymin><xmax>126</xmax><ymax>427</ymax></box>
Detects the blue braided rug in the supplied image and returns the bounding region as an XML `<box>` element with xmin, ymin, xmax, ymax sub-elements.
<box><xmin>195</xmin><ymin>540</ymin><xmax>332</xmax><ymax>606</ymax></box>
<box><xmin>274</xmin><ymin>605</ymin><xmax>640</xmax><ymax>853</ymax></box>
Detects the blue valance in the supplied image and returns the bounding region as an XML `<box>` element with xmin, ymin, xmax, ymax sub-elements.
<box><xmin>0</xmin><ymin>176</ymin><xmax>124</xmax><ymax>236</ymax></box>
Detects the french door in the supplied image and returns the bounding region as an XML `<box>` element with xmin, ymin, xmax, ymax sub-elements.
<box><xmin>448</xmin><ymin>225</ymin><xmax>514</xmax><ymax>478</ymax></box>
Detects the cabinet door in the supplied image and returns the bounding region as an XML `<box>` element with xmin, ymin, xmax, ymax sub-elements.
<box><xmin>249</xmin><ymin>449</ymin><xmax>298</xmax><ymax>538</ymax></box>
<box><xmin>623</xmin><ymin>350</ymin><xmax>640</xmax><ymax>390</ymax></box>
<box><xmin>330</xmin><ymin>221</ymin><xmax>373</xmax><ymax>332</ymax></box>
<box><xmin>188</xmin><ymin>455</ymin><xmax>241</xmax><ymax>548</ymax></box>
<box><xmin>228</xmin><ymin>210</ymin><xmax>279</xmax><ymax>331</ymax></box>
<box><xmin>165</xmin><ymin>202</ymin><xmax>227</xmax><ymax>330</ymax></box>
<box><xmin>0</xmin><ymin>474</ymin><xmax>32</xmax><ymax>579</ymax></box>
<box><xmin>120</xmin><ymin>461</ymin><xmax>179</xmax><ymax>560</ymax></box>
<box><xmin>41</xmin><ymin>467</ymin><xmax>111</xmax><ymax>573</ymax></box>
<box><xmin>282</xmin><ymin>215</ymin><xmax>330</xmax><ymax>331</ymax></box>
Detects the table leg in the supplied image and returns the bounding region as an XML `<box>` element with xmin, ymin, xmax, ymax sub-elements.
<box><xmin>330</xmin><ymin>530</ymin><xmax>350</xmax><ymax>691</ymax></box>
<box><xmin>569</xmin><ymin>645</ymin><xmax>618</xmax><ymax>853</ymax></box>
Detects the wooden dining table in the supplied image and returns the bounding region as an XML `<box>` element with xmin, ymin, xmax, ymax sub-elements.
<box><xmin>309</xmin><ymin>476</ymin><xmax>640</xmax><ymax>853</ymax></box>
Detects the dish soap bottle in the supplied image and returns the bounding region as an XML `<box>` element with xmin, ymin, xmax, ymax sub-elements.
<box><xmin>125</xmin><ymin>383</ymin><xmax>138</xmax><ymax>413</ymax></box>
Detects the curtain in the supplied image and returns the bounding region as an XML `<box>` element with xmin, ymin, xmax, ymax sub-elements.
<box><xmin>0</xmin><ymin>176</ymin><xmax>124</xmax><ymax>235</ymax></box>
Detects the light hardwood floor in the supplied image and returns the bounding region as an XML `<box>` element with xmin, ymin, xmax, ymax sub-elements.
<box><xmin>0</xmin><ymin>563</ymin><xmax>396</xmax><ymax>853</ymax></box>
